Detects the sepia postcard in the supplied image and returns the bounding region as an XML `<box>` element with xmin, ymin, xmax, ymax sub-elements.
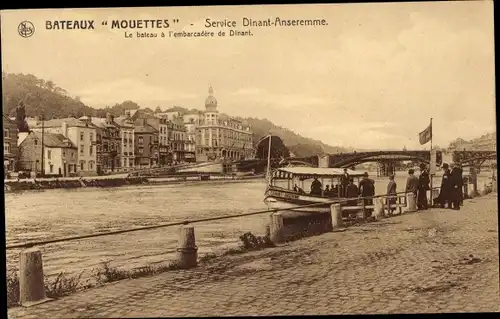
<box><xmin>2</xmin><ymin>1</ymin><xmax>498</xmax><ymax>317</ymax></box>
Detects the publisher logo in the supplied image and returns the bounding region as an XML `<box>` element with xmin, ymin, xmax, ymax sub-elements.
<box><xmin>18</xmin><ymin>21</ymin><xmax>35</xmax><ymax>38</ymax></box>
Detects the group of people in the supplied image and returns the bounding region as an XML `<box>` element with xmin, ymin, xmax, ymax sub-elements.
<box><xmin>436</xmin><ymin>163</ymin><xmax>464</xmax><ymax>210</ymax></box>
<box><xmin>299</xmin><ymin>163</ymin><xmax>464</xmax><ymax>215</ymax></box>
<box><xmin>401</xmin><ymin>163</ymin><xmax>431</xmax><ymax>211</ymax></box>
<box><xmin>400</xmin><ymin>162</ymin><xmax>463</xmax><ymax>211</ymax></box>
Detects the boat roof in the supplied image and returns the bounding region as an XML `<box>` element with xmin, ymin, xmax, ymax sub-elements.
<box><xmin>277</xmin><ymin>167</ymin><xmax>365</xmax><ymax>177</ymax></box>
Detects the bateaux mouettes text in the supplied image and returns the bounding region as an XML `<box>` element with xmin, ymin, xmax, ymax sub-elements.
<box><xmin>46</xmin><ymin>20</ymin><xmax>95</xmax><ymax>30</ymax></box>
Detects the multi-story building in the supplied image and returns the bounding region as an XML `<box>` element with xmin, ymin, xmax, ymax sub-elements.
<box><xmin>156</xmin><ymin>108</ymin><xmax>183</xmax><ymax>120</ymax></box>
<box><xmin>32</xmin><ymin>117</ymin><xmax>98</xmax><ymax>176</ymax></box>
<box><xmin>195</xmin><ymin>86</ymin><xmax>254</xmax><ymax>162</ymax></box>
<box><xmin>18</xmin><ymin>131</ymin><xmax>78</xmax><ymax>176</ymax></box>
<box><xmin>115</xmin><ymin>111</ymin><xmax>135</xmax><ymax>170</ymax></box>
<box><xmin>3</xmin><ymin>115</ymin><xmax>18</xmax><ymax>174</ymax></box>
<box><xmin>167</xmin><ymin>117</ymin><xmax>187</xmax><ymax>163</ymax></box>
<box><xmin>148</xmin><ymin>117</ymin><xmax>170</xmax><ymax>166</ymax></box>
<box><xmin>183</xmin><ymin>111</ymin><xmax>202</xmax><ymax>163</ymax></box>
<box><xmin>473</xmin><ymin>132</ymin><xmax>496</xmax><ymax>151</ymax></box>
<box><xmin>91</xmin><ymin>113</ymin><xmax>121</xmax><ymax>173</ymax></box>
<box><xmin>134</xmin><ymin>119</ymin><xmax>159</xmax><ymax>167</ymax></box>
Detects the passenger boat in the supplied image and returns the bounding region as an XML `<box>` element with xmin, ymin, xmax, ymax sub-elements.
<box><xmin>263</xmin><ymin>166</ymin><xmax>365</xmax><ymax>213</ymax></box>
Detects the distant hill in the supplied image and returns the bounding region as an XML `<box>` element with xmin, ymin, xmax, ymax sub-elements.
<box><xmin>2</xmin><ymin>72</ymin><xmax>351</xmax><ymax>157</ymax></box>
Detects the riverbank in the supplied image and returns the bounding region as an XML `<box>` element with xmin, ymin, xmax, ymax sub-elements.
<box><xmin>4</xmin><ymin>174</ymin><xmax>264</xmax><ymax>192</ymax></box>
<box><xmin>7</xmin><ymin>193</ymin><xmax>499</xmax><ymax>316</ymax></box>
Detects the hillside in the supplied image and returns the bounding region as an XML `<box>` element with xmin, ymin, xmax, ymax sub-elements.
<box><xmin>2</xmin><ymin>72</ymin><xmax>351</xmax><ymax>157</ymax></box>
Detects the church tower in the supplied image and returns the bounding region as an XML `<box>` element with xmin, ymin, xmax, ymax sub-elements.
<box><xmin>204</xmin><ymin>85</ymin><xmax>218</xmax><ymax>125</ymax></box>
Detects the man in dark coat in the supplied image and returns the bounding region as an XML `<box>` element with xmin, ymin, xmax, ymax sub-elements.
<box><xmin>450</xmin><ymin>164</ymin><xmax>462</xmax><ymax>210</ymax></box>
<box><xmin>417</xmin><ymin>164</ymin><xmax>430</xmax><ymax>210</ymax></box>
<box><xmin>439</xmin><ymin>163</ymin><xmax>453</xmax><ymax>208</ymax></box>
<box><xmin>340</xmin><ymin>168</ymin><xmax>350</xmax><ymax>197</ymax></box>
<box><xmin>386</xmin><ymin>174</ymin><xmax>397</xmax><ymax>215</ymax></box>
<box><xmin>310</xmin><ymin>176</ymin><xmax>322</xmax><ymax>196</ymax></box>
<box><xmin>359</xmin><ymin>172</ymin><xmax>375</xmax><ymax>218</ymax></box>
<box><xmin>346</xmin><ymin>178</ymin><xmax>359</xmax><ymax>205</ymax></box>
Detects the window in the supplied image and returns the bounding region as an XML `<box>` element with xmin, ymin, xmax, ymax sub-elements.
<box><xmin>4</xmin><ymin>129</ymin><xmax>9</xmax><ymax>138</ymax></box>
<box><xmin>34</xmin><ymin>139</ymin><xmax>38</xmax><ymax>145</ymax></box>
<box><xmin>90</xmin><ymin>133</ymin><xmax>93</xmax><ymax>141</ymax></box>
<box><xmin>49</xmin><ymin>165</ymin><xmax>53</xmax><ymax>173</ymax></box>
<box><xmin>62</xmin><ymin>150</ymin><xmax>66</xmax><ymax>156</ymax></box>
<box><xmin>47</xmin><ymin>150</ymin><xmax>51</xmax><ymax>159</ymax></box>
<box><xmin>80</xmin><ymin>145</ymin><xmax>84</xmax><ymax>154</ymax></box>
<box><xmin>89</xmin><ymin>145</ymin><xmax>93</xmax><ymax>156</ymax></box>
<box><xmin>4</xmin><ymin>142</ymin><xmax>11</xmax><ymax>154</ymax></box>
<box><xmin>138</xmin><ymin>136</ymin><xmax>144</xmax><ymax>145</ymax></box>
<box><xmin>138</xmin><ymin>147</ymin><xmax>143</xmax><ymax>154</ymax></box>
<box><xmin>80</xmin><ymin>132</ymin><xmax>84</xmax><ymax>141</ymax></box>
<box><xmin>71</xmin><ymin>152</ymin><xmax>74</xmax><ymax>158</ymax></box>
<box><xmin>80</xmin><ymin>161</ymin><xmax>85</xmax><ymax>170</ymax></box>
<box><xmin>89</xmin><ymin>161</ymin><xmax>93</xmax><ymax>170</ymax></box>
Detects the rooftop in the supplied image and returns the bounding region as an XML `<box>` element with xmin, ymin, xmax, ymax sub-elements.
<box><xmin>277</xmin><ymin>167</ymin><xmax>364</xmax><ymax>177</ymax></box>
<box><xmin>34</xmin><ymin>117</ymin><xmax>96</xmax><ymax>129</ymax></box>
<box><xmin>134</xmin><ymin>124</ymin><xmax>158</xmax><ymax>133</ymax></box>
<box><xmin>32</xmin><ymin>132</ymin><xmax>76</xmax><ymax>148</ymax></box>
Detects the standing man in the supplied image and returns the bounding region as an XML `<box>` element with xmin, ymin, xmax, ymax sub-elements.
<box><xmin>340</xmin><ymin>168</ymin><xmax>350</xmax><ymax>197</ymax></box>
<box><xmin>439</xmin><ymin>163</ymin><xmax>453</xmax><ymax>208</ymax></box>
<box><xmin>346</xmin><ymin>178</ymin><xmax>359</xmax><ymax>206</ymax></box>
<box><xmin>310</xmin><ymin>175</ymin><xmax>322</xmax><ymax>196</ymax></box>
<box><xmin>386</xmin><ymin>174</ymin><xmax>397</xmax><ymax>215</ymax></box>
<box><xmin>417</xmin><ymin>164</ymin><xmax>430</xmax><ymax>210</ymax></box>
<box><xmin>405</xmin><ymin>169</ymin><xmax>419</xmax><ymax>198</ymax></box>
<box><xmin>359</xmin><ymin>172</ymin><xmax>375</xmax><ymax>218</ymax></box>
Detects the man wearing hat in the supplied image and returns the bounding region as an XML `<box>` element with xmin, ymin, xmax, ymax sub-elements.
<box><xmin>438</xmin><ymin>163</ymin><xmax>453</xmax><ymax>208</ymax></box>
<box><xmin>359</xmin><ymin>172</ymin><xmax>375</xmax><ymax>218</ymax></box>
<box><xmin>417</xmin><ymin>163</ymin><xmax>430</xmax><ymax>210</ymax></box>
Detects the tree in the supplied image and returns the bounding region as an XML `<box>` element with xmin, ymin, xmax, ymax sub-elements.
<box><xmin>154</xmin><ymin>106</ymin><xmax>162</xmax><ymax>113</ymax></box>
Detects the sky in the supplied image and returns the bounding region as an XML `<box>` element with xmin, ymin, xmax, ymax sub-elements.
<box><xmin>1</xmin><ymin>2</ymin><xmax>496</xmax><ymax>150</ymax></box>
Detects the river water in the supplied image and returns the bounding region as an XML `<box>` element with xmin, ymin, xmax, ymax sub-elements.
<box><xmin>5</xmin><ymin>171</ymin><xmax>493</xmax><ymax>280</ymax></box>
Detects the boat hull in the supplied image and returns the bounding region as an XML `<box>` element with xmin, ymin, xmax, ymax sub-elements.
<box><xmin>264</xmin><ymin>188</ymin><xmax>338</xmax><ymax>213</ymax></box>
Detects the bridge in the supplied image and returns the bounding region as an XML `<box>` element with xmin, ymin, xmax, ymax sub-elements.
<box><xmin>452</xmin><ymin>151</ymin><xmax>496</xmax><ymax>167</ymax></box>
<box><xmin>315</xmin><ymin>150</ymin><xmax>443</xmax><ymax>168</ymax></box>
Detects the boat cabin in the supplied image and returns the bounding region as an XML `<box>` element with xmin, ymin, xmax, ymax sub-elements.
<box><xmin>269</xmin><ymin>167</ymin><xmax>365</xmax><ymax>198</ymax></box>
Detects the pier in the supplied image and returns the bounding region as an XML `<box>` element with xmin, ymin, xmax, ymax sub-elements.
<box><xmin>7</xmin><ymin>191</ymin><xmax>499</xmax><ymax>317</ymax></box>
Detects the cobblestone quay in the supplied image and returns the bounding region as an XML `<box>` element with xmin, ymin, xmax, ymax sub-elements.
<box><xmin>8</xmin><ymin>194</ymin><xmax>500</xmax><ymax>317</ymax></box>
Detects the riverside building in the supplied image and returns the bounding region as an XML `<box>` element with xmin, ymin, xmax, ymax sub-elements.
<box><xmin>195</xmin><ymin>86</ymin><xmax>254</xmax><ymax>162</ymax></box>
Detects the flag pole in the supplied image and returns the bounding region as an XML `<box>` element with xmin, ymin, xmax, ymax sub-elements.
<box><xmin>429</xmin><ymin>117</ymin><xmax>433</xmax><ymax>206</ymax></box>
<box><xmin>430</xmin><ymin>118</ymin><xmax>433</xmax><ymax>151</ymax></box>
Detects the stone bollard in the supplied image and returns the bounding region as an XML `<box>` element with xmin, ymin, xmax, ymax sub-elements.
<box><xmin>269</xmin><ymin>212</ymin><xmax>285</xmax><ymax>244</ymax></box>
<box><xmin>372</xmin><ymin>197</ymin><xmax>385</xmax><ymax>219</ymax></box>
<box><xmin>176</xmin><ymin>225</ymin><xmax>198</xmax><ymax>269</ymax></box>
<box><xmin>432</xmin><ymin>189</ymin><xmax>440</xmax><ymax>203</ymax></box>
<box><xmin>330</xmin><ymin>204</ymin><xmax>343</xmax><ymax>229</ymax></box>
<box><xmin>405</xmin><ymin>193</ymin><xmax>417</xmax><ymax>213</ymax></box>
<box><xmin>19</xmin><ymin>248</ymin><xmax>52</xmax><ymax>307</ymax></box>
<box><xmin>468</xmin><ymin>187</ymin><xmax>476</xmax><ymax>198</ymax></box>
